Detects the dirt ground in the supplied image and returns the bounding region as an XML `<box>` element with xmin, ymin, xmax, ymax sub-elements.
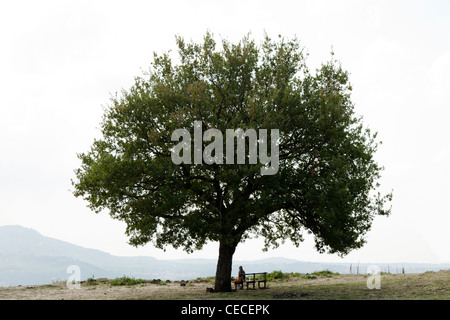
<box><xmin>0</xmin><ymin>280</ymin><xmax>208</xmax><ymax>300</ymax></box>
<box><xmin>0</xmin><ymin>271</ymin><xmax>448</xmax><ymax>300</ymax></box>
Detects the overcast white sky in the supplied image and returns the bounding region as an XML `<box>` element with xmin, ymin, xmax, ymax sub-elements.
<box><xmin>0</xmin><ymin>0</ymin><xmax>449</xmax><ymax>264</ymax></box>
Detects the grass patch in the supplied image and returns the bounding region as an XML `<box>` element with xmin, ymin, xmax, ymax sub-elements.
<box><xmin>300</xmin><ymin>274</ymin><xmax>317</xmax><ymax>280</ymax></box>
<box><xmin>86</xmin><ymin>276</ymin><xmax>97</xmax><ymax>286</ymax></box>
<box><xmin>194</xmin><ymin>276</ymin><xmax>215</xmax><ymax>284</ymax></box>
<box><xmin>312</xmin><ymin>270</ymin><xmax>340</xmax><ymax>277</ymax></box>
<box><xmin>109</xmin><ymin>276</ymin><xmax>146</xmax><ymax>286</ymax></box>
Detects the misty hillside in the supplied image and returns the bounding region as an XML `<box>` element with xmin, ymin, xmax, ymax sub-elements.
<box><xmin>0</xmin><ymin>225</ymin><xmax>448</xmax><ymax>287</ymax></box>
<box><xmin>0</xmin><ymin>225</ymin><xmax>211</xmax><ymax>286</ymax></box>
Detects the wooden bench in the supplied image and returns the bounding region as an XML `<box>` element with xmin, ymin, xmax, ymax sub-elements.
<box><xmin>234</xmin><ymin>272</ymin><xmax>267</xmax><ymax>290</ymax></box>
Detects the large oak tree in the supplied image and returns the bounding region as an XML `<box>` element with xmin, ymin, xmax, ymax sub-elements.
<box><xmin>72</xmin><ymin>32</ymin><xmax>392</xmax><ymax>292</ymax></box>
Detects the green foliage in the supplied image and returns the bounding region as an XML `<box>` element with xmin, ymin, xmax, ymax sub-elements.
<box><xmin>195</xmin><ymin>276</ymin><xmax>215</xmax><ymax>283</ymax></box>
<box><xmin>86</xmin><ymin>275</ymin><xmax>97</xmax><ymax>285</ymax></box>
<box><xmin>312</xmin><ymin>270</ymin><xmax>340</xmax><ymax>277</ymax></box>
<box><xmin>109</xmin><ymin>276</ymin><xmax>146</xmax><ymax>286</ymax></box>
<box><xmin>266</xmin><ymin>270</ymin><xmax>289</xmax><ymax>281</ymax></box>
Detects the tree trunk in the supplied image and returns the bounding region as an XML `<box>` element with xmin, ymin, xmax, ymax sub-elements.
<box><xmin>214</xmin><ymin>241</ymin><xmax>236</xmax><ymax>292</ymax></box>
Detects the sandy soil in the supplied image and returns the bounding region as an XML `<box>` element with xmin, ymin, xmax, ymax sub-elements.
<box><xmin>1</xmin><ymin>271</ymin><xmax>448</xmax><ymax>300</ymax></box>
<box><xmin>0</xmin><ymin>280</ymin><xmax>211</xmax><ymax>300</ymax></box>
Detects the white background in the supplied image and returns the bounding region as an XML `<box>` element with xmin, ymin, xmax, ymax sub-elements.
<box><xmin>1</xmin><ymin>0</ymin><xmax>449</xmax><ymax>264</ymax></box>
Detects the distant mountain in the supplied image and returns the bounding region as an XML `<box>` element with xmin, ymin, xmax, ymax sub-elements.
<box><xmin>0</xmin><ymin>225</ymin><xmax>449</xmax><ymax>287</ymax></box>
<box><xmin>0</xmin><ymin>225</ymin><xmax>207</xmax><ymax>286</ymax></box>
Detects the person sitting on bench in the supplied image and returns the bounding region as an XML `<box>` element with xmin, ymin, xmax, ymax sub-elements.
<box><xmin>234</xmin><ymin>266</ymin><xmax>246</xmax><ymax>289</ymax></box>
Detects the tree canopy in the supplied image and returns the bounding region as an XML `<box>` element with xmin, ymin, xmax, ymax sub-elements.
<box><xmin>72</xmin><ymin>32</ymin><xmax>392</xmax><ymax>292</ymax></box>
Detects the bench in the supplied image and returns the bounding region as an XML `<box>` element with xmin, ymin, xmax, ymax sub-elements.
<box><xmin>234</xmin><ymin>272</ymin><xmax>267</xmax><ymax>290</ymax></box>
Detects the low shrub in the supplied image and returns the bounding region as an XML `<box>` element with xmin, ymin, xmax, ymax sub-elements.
<box><xmin>266</xmin><ymin>270</ymin><xmax>289</xmax><ymax>281</ymax></box>
<box><xmin>312</xmin><ymin>270</ymin><xmax>339</xmax><ymax>277</ymax></box>
<box><xmin>86</xmin><ymin>276</ymin><xmax>97</xmax><ymax>285</ymax></box>
<box><xmin>301</xmin><ymin>274</ymin><xmax>317</xmax><ymax>280</ymax></box>
<box><xmin>110</xmin><ymin>276</ymin><xmax>146</xmax><ymax>286</ymax></box>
